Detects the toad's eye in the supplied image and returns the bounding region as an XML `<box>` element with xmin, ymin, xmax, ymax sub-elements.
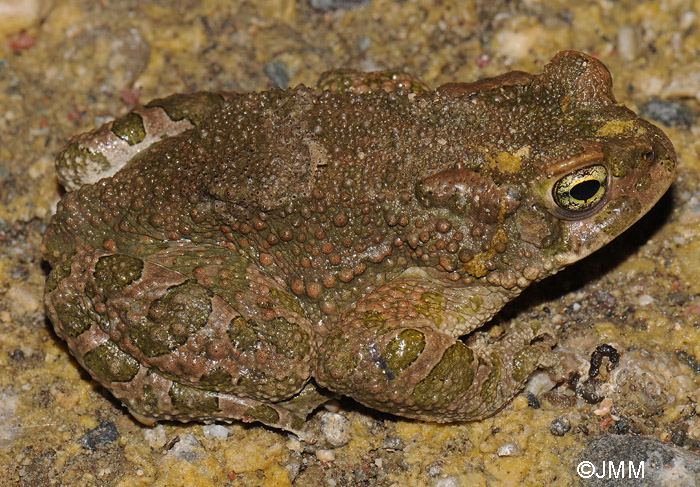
<box><xmin>552</xmin><ymin>165</ymin><xmax>608</xmax><ymax>212</ymax></box>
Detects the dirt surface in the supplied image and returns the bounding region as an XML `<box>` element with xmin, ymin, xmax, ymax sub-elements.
<box><xmin>1</xmin><ymin>0</ymin><xmax>700</xmax><ymax>486</ymax></box>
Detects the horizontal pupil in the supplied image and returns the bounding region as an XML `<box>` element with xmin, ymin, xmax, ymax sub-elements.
<box><xmin>570</xmin><ymin>179</ymin><xmax>601</xmax><ymax>202</ymax></box>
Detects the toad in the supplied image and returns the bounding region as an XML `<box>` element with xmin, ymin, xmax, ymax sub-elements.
<box><xmin>43</xmin><ymin>51</ymin><xmax>675</xmax><ymax>433</ymax></box>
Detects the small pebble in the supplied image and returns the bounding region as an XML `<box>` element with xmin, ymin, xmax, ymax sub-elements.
<box><xmin>680</xmin><ymin>10</ymin><xmax>698</xmax><ymax>30</ymax></box>
<box><xmin>316</xmin><ymin>449</ymin><xmax>336</xmax><ymax>462</ymax></box>
<box><xmin>428</xmin><ymin>463</ymin><xmax>442</xmax><ymax>478</ymax></box>
<box><xmin>381</xmin><ymin>436</ymin><xmax>405</xmax><ymax>450</ymax></box>
<box><xmin>320</xmin><ymin>412</ymin><xmax>351</xmax><ymax>447</ymax></box>
<box><xmin>78</xmin><ymin>420</ymin><xmax>118</xmax><ymax>451</ymax></box>
<box><xmin>524</xmin><ymin>371</ymin><xmax>557</xmax><ymax>397</ymax></box>
<box><xmin>202</xmin><ymin>424</ymin><xmax>230</xmax><ymax>440</ymax></box>
<box><xmin>550</xmin><ymin>417</ymin><xmax>572</xmax><ymax>436</ymax></box>
<box><xmin>143</xmin><ymin>424</ymin><xmax>167</xmax><ymax>449</ymax></box>
<box><xmin>323</xmin><ymin>399</ymin><xmax>341</xmax><ymax>413</ymax></box>
<box><xmin>594</xmin><ymin>397</ymin><xmax>613</xmax><ymax>416</ymax></box>
<box><xmin>168</xmin><ymin>434</ymin><xmax>204</xmax><ymax>463</ymax></box>
<box><xmin>357</xmin><ymin>36</ymin><xmax>371</xmax><ymax>51</ymax></box>
<box><xmin>524</xmin><ymin>391</ymin><xmax>540</xmax><ymax>409</ymax></box>
<box><xmin>497</xmin><ymin>443</ymin><xmax>521</xmax><ymax>457</ymax></box>
<box><xmin>613</xmin><ymin>416</ymin><xmax>631</xmax><ymax>434</ymax></box>
<box><xmin>286</xmin><ymin>438</ymin><xmax>303</xmax><ymax>453</ymax></box>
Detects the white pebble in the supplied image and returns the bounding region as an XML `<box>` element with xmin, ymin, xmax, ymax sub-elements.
<box><xmin>320</xmin><ymin>412</ymin><xmax>351</xmax><ymax>448</ymax></box>
<box><xmin>142</xmin><ymin>424</ymin><xmax>167</xmax><ymax>449</ymax></box>
<box><xmin>497</xmin><ymin>443</ymin><xmax>522</xmax><ymax>457</ymax></box>
<box><xmin>316</xmin><ymin>449</ymin><xmax>336</xmax><ymax>462</ymax></box>
<box><xmin>202</xmin><ymin>424</ymin><xmax>230</xmax><ymax>440</ymax></box>
<box><xmin>286</xmin><ymin>438</ymin><xmax>303</xmax><ymax>453</ymax></box>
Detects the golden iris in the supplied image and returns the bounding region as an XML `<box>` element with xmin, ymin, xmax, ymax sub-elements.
<box><xmin>553</xmin><ymin>165</ymin><xmax>608</xmax><ymax>212</ymax></box>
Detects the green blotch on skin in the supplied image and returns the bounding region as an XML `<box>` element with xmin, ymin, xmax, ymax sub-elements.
<box><xmin>511</xmin><ymin>346</ymin><xmax>542</xmax><ymax>383</ymax></box>
<box><xmin>595</xmin><ymin>119</ymin><xmax>635</xmax><ymax>138</ymax></box>
<box><xmin>227</xmin><ymin>316</ymin><xmax>259</xmax><ymax>352</ymax></box>
<box><xmin>83</xmin><ymin>340</ymin><xmax>140</xmax><ymax>382</ymax></box>
<box><xmin>145</xmin><ymin>92</ymin><xmax>226</xmax><ymax>126</ymax></box>
<box><xmin>130</xmin><ymin>280</ymin><xmax>212</xmax><ymax>357</ymax></box>
<box><xmin>45</xmin><ymin>259</ymin><xmax>71</xmax><ymax>294</ymax></box>
<box><xmin>384</xmin><ymin>329</ymin><xmax>425</xmax><ymax>378</ymax></box>
<box><xmin>244</xmin><ymin>404</ymin><xmax>280</xmax><ymax>425</ymax></box>
<box><xmin>270</xmin><ymin>288</ymin><xmax>305</xmax><ymax>317</ymax></box>
<box><xmin>199</xmin><ymin>367</ymin><xmax>233</xmax><ymax>391</ymax></box>
<box><xmin>228</xmin><ymin>316</ymin><xmax>310</xmax><ymax>360</ymax></box>
<box><xmin>469</xmin><ymin>295</ymin><xmax>483</xmax><ymax>311</ymax></box>
<box><xmin>480</xmin><ymin>353</ymin><xmax>502</xmax><ymax>402</ymax></box>
<box><xmin>237</xmin><ymin>370</ymin><xmax>268</xmax><ymax>393</ymax></box>
<box><xmin>53</xmin><ymin>298</ymin><xmax>95</xmax><ymax>338</ymax></box>
<box><xmin>360</xmin><ymin>310</ymin><xmax>386</xmax><ymax>328</ymax></box>
<box><xmin>290</xmin><ymin>415</ymin><xmax>305</xmax><ymax>431</ymax></box>
<box><xmin>111</xmin><ymin>112</ymin><xmax>146</xmax><ymax>145</ymax></box>
<box><xmin>412</xmin><ymin>343</ymin><xmax>474</xmax><ymax>409</ymax></box>
<box><xmin>55</xmin><ymin>142</ymin><xmax>110</xmax><ymax>185</ymax></box>
<box><xmin>135</xmin><ymin>384</ymin><xmax>159</xmax><ymax>415</ymax></box>
<box><xmin>94</xmin><ymin>254</ymin><xmax>144</xmax><ymax>295</ymax></box>
<box><xmin>594</xmin><ymin>196</ymin><xmax>641</xmax><ymax>237</ymax></box>
<box><xmin>124</xmin><ymin>380</ymin><xmax>160</xmax><ymax>418</ymax></box>
<box><xmin>414</xmin><ymin>292</ymin><xmax>444</xmax><ymax>326</ymax></box>
<box><xmin>169</xmin><ymin>382</ymin><xmax>220</xmax><ymax>415</ymax></box>
<box><xmin>239</xmin><ymin>369</ymin><xmax>306</xmax><ymax>400</ymax></box>
<box><xmin>458</xmin><ymin>295</ymin><xmax>483</xmax><ymax>317</ymax></box>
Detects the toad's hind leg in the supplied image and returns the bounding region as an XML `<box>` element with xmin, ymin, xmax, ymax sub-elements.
<box><xmin>44</xmin><ymin>244</ymin><xmax>327</xmax><ymax>434</ymax></box>
<box><xmin>314</xmin><ymin>279</ymin><xmax>557</xmax><ymax>421</ymax></box>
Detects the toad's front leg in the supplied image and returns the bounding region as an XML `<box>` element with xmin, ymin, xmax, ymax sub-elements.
<box><xmin>314</xmin><ymin>278</ymin><xmax>557</xmax><ymax>421</ymax></box>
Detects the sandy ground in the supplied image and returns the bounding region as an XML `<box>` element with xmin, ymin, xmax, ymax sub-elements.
<box><xmin>1</xmin><ymin>0</ymin><xmax>700</xmax><ymax>485</ymax></box>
